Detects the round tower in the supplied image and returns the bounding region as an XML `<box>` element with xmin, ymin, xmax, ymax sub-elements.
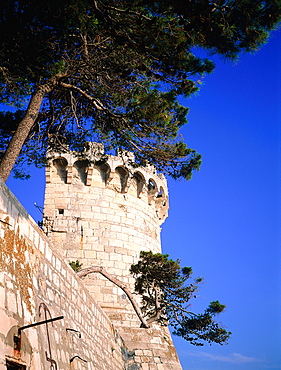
<box><xmin>43</xmin><ymin>143</ymin><xmax>183</xmax><ymax>369</ymax></box>
<box><xmin>43</xmin><ymin>143</ymin><xmax>169</xmax><ymax>326</ymax></box>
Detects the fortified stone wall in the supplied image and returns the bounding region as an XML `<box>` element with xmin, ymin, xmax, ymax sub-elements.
<box><xmin>42</xmin><ymin>144</ymin><xmax>182</xmax><ymax>369</ymax></box>
<box><xmin>43</xmin><ymin>144</ymin><xmax>169</xmax><ymax>328</ymax></box>
<box><xmin>0</xmin><ymin>180</ymin><xmax>136</xmax><ymax>370</ymax></box>
<box><xmin>0</xmin><ymin>164</ymin><xmax>183</xmax><ymax>369</ymax></box>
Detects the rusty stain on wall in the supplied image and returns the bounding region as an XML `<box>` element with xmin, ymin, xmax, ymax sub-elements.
<box><xmin>0</xmin><ymin>216</ymin><xmax>34</xmax><ymax>313</ymax></box>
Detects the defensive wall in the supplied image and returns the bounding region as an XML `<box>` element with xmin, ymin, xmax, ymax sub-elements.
<box><xmin>0</xmin><ymin>179</ymin><xmax>131</xmax><ymax>369</ymax></box>
<box><xmin>43</xmin><ymin>144</ymin><xmax>169</xmax><ymax>328</ymax></box>
<box><xmin>0</xmin><ymin>144</ymin><xmax>182</xmax><ymax>369</ymax></box>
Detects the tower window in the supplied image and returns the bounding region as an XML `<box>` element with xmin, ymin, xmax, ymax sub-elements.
<box><xmin>148</xmin><ymin>179</ymin><xmax>156</xmax><ymax>192</ymax></box>
<box><xmin>58</xmin><ymin>209</ymin><xmax>64</xmax><ymax>215</ymax></box>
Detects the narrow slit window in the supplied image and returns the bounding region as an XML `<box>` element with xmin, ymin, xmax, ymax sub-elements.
<box><xmin>58</xmin><ymin>209</ymin><xmax>64</xmax><ymax>215</ymax></box>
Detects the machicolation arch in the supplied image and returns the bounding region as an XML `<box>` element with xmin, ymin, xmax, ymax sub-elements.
<box><xmin>46</xmin><ymin>144</ymin><xmax>169</xmax><ymax>215</ymax></box>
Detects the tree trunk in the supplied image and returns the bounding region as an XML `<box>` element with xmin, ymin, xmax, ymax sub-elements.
<box><xmin>0</xmin><ymin>78</ymin><xmax>58</xmax><ymax>182</ymax></box>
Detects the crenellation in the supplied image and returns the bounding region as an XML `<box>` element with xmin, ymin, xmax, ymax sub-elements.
<box><xmin>0</xmin><ymin>141</ymin><xmax>182</xmax><ymax>369</ymax></box>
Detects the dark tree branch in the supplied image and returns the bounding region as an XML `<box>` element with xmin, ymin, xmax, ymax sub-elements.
<box><xmin>77</xmin><ymin>266</ymin><xmax>150</xmax><ymax>328</ymax></box>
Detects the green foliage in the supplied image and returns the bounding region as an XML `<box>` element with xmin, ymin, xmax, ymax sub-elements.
<box><xmin>69</xmin><ymin>260</ymin><xmax>83</xmax><ymax>272</ymax></box>
<box><xmin>0</xmin><ymin>0</ymin><xmax>280</xmax><ymax>179</ymax></box>
<box><xmin>130</xmin><ymin>251</ymin><xmax>231</xmax><ymax>346</ymax></box>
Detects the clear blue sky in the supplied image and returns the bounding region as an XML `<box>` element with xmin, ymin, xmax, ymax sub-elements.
<box><xmin>6</xmin><ymin>29</ymin><xmax>281</xmax><ymax>370</ymax></box>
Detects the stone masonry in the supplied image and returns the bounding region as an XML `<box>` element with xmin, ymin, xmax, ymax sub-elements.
<box><xmin>43</xmin><ymin>144</ymin><xmax>169</xmax><ymax>327</ymax></box>
<box><xmin>0</xmin><ymin>142</ymin><xmax>183</xmax><ymax>369</ymax></box>
<box><xmin>0</xmin><ymin>180</ymin><xmax>128</xmax><ymax>370</ymax></box>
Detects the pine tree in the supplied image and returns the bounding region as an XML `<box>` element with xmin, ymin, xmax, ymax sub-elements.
<box><xmin>0</xmin><ymin>0</ymin><xmax>280</xmax><ymax>181</ymax></box>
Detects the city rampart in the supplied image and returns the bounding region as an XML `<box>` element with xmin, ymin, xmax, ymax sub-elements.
<box><xmin>0</xmin><ymin>179</ymin><xmax>131</xmax><ymax>370</ymax></box>
<box><xmin>0</xmin><ymin>143</ymin><xmax>183</xmax><ymax>369</ymax></box>
<box><xmin>43</xmin><ymin>144</ymin><xmax>169</xmax><ymax>328</ymax></box>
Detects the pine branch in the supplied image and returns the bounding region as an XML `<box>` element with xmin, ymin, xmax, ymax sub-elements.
<box><xmin>77</xmin><ymin>266</ymin><xmax>150</xmax><ymax>328</ymax></box>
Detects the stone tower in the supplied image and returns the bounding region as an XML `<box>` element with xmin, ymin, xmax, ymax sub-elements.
<box><xmin>43</xmin><ymin>143</ymin><xmax>182</xmax><ymax>369</ymax></box>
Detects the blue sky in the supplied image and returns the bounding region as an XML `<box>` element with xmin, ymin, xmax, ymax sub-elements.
<box><xmin>6</xmin><ymin>29</ymin><xmax>281</xmax><ymax>370</ymax></box>
<box><xmin>161</xmin><ymin>29</ymin><xmax>281</xmax><ymax>369</ymax></box>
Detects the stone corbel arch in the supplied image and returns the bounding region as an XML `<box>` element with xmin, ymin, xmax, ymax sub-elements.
<box><xmin>133</xmin><ymin>171</ymin><xmax>146</xmax><ymax>198</ymax></box>
<box><xmin>147</xmin><ymin>178</ymin><xmax>158</xmax><ymax>205</ymax></box>
<box><xmin>115</xmin><ymin>166</ymin><xmax>130</xmax><ymax>193</ymax></box>
<box><xmin>51</xmin><ymin>157</ymin><xmax>68</xmax><ymax>184</ymax></box>
<box><xmin>155</xmin><ymin>186</ymin><xmax>169</xmax><ymax>221</ymax></box>
<box><xmin>73</xmin><ymin>160</ymin><xmax>89</xmax><ymax>185</ymax></box>
<box><xmin>97</xmin><ymin>162</ymin><xmax>114</xmax><ymax>185</ymax></box>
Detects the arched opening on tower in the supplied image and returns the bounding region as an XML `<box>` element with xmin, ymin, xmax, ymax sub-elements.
<box><xmin>155</xmin><ymin>186</ymin><xmax>168</xmax><ymax>220</ymax></box>
<box><xmin>115</xmin><ymin>166</ymin><xmax>129</xmax><ymax>193</ymax></box>
<box><xmin>52</xmin><ymin>157</ymin><xmax>68</xmax><ymax>183</ymax></box>
<box><xmin>73</xmin><ymin>160</ymin><xmax>89</xmax><ymax>185</ymax></box>
<box><xmin>148</xmin><ymin>178</ymin><xmax>158</xmax><ymax>205</ymax></box>
<box><xmin>96</xmin><ymin>162</ymin><xmax>111</xmax><ymax>184</ymax></box>
<box><xmin>148</xmin><ymin>179</ymin><xmax>156</xmax><ymax>192</ymax></box>
<box><xmin>134</xmin><ymin>172</ymin><xmax>145</xmax><ymax>198</ymax></box>
<box><xmin>157</xmin><ymin>186</ymin><xmax>166</xmax><ymax>204</ymax></box>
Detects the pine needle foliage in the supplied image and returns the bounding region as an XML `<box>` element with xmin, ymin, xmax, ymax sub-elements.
<box><xmin>0</xmin><ymin>1</ymin><xmax>280</xmax><ymax>181</ymax></box>
<box><xmin>130</xmin><ymin>251</ymin><xmax>231</xmax><ymax>346</ymax></box>
<box><xmin>69</xmin><ymin>260</ymin><xmax>83</xmax><ymax>272</ymax></box>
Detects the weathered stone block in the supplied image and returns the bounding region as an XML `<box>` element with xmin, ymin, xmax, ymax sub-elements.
<box><xmin>1</xmin><ymin>147</ymin><xmax>184</xmax><ymax>370</ymax></box>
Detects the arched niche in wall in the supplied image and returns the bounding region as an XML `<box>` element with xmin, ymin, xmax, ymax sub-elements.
<box><xmin>73</xmin><ymin>160</ymin><xmax>89</xmax><ymax>185</ymax></box>
<box><xmin>115</xmin><ymin>166</ymin><xmax>129</xmax><ymax>193</ymax></box>
<box><xmin>52</xmin><ymin>157</ymin><xmax>68</xmax><ymax>183</ymax></box>
<box><xmin>155</xmin><ymin>186</ymin><xmax>168</xmax><ymax>220</ymax></box>
<box><xmin>4</xmin><ymin>326</ymin><xmax>32</xmax><ymax>368</ymax></box>
<box><xmin>155</xmin><ymin>186</ymin><xmax>167</xmax><ymax>208</ymax></box>
<box><xmin>148</xmin><ymin>178</ymin><xmax>157</xmax><ymax>192</ymax></box>
<box><xmin>147</xmin><ymin>178</ymin><xmax>158</xmax><ymax>205</ymax></box>
<box><xmin>133</xmin><ymin>171</ymin><xmax>146</xmax><ymax>198</ymax></box>
<box><xmin>95</xmin><ymin>161</ymin><xmax>111</xmax><ymax>184</ymax></box>
<box><xmin>156</xmin><ymin>186</ymin><xmax>166</xmax><ymax>203</ymax></box>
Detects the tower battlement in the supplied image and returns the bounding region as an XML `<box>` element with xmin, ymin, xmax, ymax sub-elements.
<box><xmin>45</xmin><ymin>142</ymin><xmax>169</xmax><ymax>223</ymax></box>
<box><xmin>0</xmin><ymin>142</ymin><xmax>182</xmax><ymax>369</ymax></box>
<box><xmin>0</xmin><ymin>177</ymin><xmax>182</xmax><ymax>369</ymax></box>
<box><xmin>43</xmin><ymin>142</ymin><xmax>170</xmax><ymax>328</ymax></box>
